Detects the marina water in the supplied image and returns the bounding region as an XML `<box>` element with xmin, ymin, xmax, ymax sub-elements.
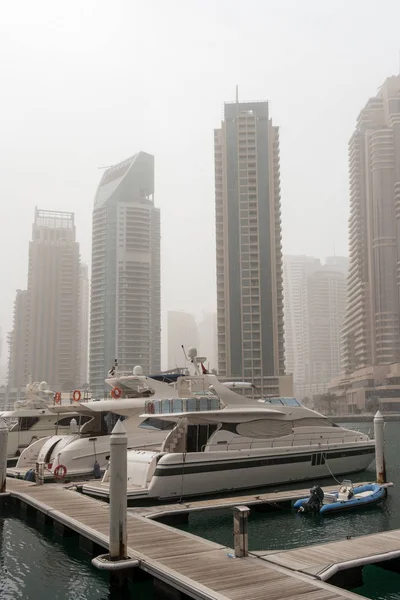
<box><xmin>0</xmin><ymin>510</ymin><xmax>154</xmax><ymax>599</ymax></box>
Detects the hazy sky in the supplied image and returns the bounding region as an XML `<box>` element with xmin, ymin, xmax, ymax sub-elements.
<box><xmin>1</xmin><ymin>0</ymin><xmax>400</xmax><ymax>361</ymax></box>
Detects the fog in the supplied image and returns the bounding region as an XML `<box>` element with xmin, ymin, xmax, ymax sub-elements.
<box><xmin>1</xmin><ymin>0</ymin><xmax>399</xmax><ymax>365</ymax></box>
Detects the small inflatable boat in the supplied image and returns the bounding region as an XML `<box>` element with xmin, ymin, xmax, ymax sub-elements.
<box><xmin>294</xmin><ymin>480</ymin><xmax>386</xmax><ymax>515</ymax></box>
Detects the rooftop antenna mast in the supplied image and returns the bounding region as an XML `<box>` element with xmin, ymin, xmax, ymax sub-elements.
<box><xmin>181</xmin><ymin>344</ymin><xmax>189</xmax><ymax>362</ymax></box>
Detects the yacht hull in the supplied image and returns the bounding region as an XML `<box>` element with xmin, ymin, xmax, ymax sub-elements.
<box><xmin>133</xmin><ymin>442</ymin><xmax>376</xmax><ymax>499</ymax></box>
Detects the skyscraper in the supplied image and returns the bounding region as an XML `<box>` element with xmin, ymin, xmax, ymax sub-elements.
<box><xmin>26</xmin><ymin>209</ymin><xmax>80</xmax><ymax>389</ymax></box>
<box><xmin>283</xmin><ymin>255</ymin><xmax>321</xmax><ymax>388</ymax></box>
<box><xmin>79</xmin><ymin>263</ymin><xmax>89</xmax><ymax>386</ymax></box>
<box><xmin>342</xmin><ymin>76</ymin><xmax>400</xmax><ymax>374</ymax></box>
<box><xmin>167</xmin><ymin>311</ymin><xmax>198</xmax><ymax>370</ymax></box>
<box><xmin>284</xmin><ymin>256</ymin><xmax>347</xmax><ymax>398</ymax></box>
<box><xmin>90</xmin><ymin>152</ymin><xmax>160</xmax><ymax>395</ymax></box>
<box><xmin>307</xmin><ymin>266</ymin><xmax>347</xmax><ymax>396</ymax></box>
<box><xmin>214</xmin><ymin>98</ymin><xmax>284</xmax><ymax>392</ymax></box>
<box><xmin>7</xmin><ymin>289</ymin><xmax>29</xmax><ymax>389</ymax></box>
<box><xmin>198</xmin><ymin>312</ymin><xmax>217</xmax><ymax>371</ymax></box>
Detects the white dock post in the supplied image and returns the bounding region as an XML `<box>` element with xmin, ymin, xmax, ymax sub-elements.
<box><xmin>35</xmin><ymin>462</ymin><xmax>45</xmax><ymax>486</ymax></box>
<box><xmin>233</xmin><ymin>505</ymin><xmax>250</xmax><ymax>558</ymax></box>
<box><xmin>0</xmin><ymin>418</ymin><xmax>8</xmax><ymax>493</ymax></box>
<box><xmin>374</xmin><ymin>410</ymin><xmax>387</xmax><ymax>484</ymax></box>
<box><xmin>109</xmin><ymin>419</ymin><xmax>128</xmax><ymax>560</ymax></box>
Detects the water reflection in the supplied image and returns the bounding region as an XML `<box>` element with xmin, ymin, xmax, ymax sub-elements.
<box><xmin>0</xmin><ymin>512</ymin><xmax>154</xmax><ymax>600</ymax></box>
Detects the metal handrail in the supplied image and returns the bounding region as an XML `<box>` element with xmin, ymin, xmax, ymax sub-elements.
<box><xmin>205</xmin><ymin>432</ymin><xmax>368</xmax><ymax>452</ymax></box>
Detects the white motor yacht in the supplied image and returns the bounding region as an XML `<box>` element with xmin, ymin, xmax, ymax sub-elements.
<box><xmin>94</xmin><ymin>392</ymin><xmax>375</xmax><ymax>501</ymax></box>
<box><xmin>8</xmin><ymin>366</ymin><xmax>184</xmax><ymax>480</ymax></box>
<box><xmin>1</xmin><ymin>381</ymin><xmax>82</xmax><ymax>464</ymax></box>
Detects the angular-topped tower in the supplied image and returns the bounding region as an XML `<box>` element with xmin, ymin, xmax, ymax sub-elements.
<box><xmin>90</xmin><ymin>152</ymin><xmax>161</xmax><ymax>396</ymax></box>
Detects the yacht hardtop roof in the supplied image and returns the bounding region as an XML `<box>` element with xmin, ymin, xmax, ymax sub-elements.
<box><xmin>52</xmin><ymin>398</ymin><xmax>148</xmax><ymax>417</ymax></box>
<box><xmin>139</xmin><ymin>407</ymin><xmax>286</xmax><ymax>425</ymax></box>
<box><xmin>0</xmin><ymin>407</ymin><xmax>79</xmax><ymax>418</ymax></box>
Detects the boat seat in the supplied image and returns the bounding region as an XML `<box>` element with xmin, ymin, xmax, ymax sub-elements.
<box><xmin>355</xmin><ymin>491</ymin><xmax>374</xmax><ymax>498</ymax></box>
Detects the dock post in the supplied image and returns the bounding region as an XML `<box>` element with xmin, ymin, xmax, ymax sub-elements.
<box><xmin>109</xmin><ymin>419</ymin><xmax>128</xmax><ymax>561</ymax></box>
<box><xmin>374</xmin><ymin>410</ymin><xmax>386</xmax><ymax>484</ymax></box>
<box><xmin>35</xmin><ymin>462</ymin><xmax>44</xmax><ymax>486</ymax></box>
<box><xmin>0</xmin><ymin>418</ymin><xmax>8</xmax><ymax>493</ymax></box>
<box><xmin>233</xmin><ymin>505</ymin><xmax>250</xmax><ymax>558</ymax></box>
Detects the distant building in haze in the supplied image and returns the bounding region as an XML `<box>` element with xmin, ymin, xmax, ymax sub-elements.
<box><xmin>283</xmin><ymin>256</ymin><xmax>347</xmax><ymax>398</ymax></box>
<box><xmin>27</xmin><ymin>209</ymin><xmax>80</xmax><ymax>390</ymax></box>
<box><xmin>167</xmin><ymin>311</ymin><xmax>198</xmax><ymax>370</ymax></box>
<box><xmin>283</xmin><ymin>256</ymin><xmax>321</xmax><ymax>390</ymax></box>
<box><xmin>198</xmin><ymin>312</ymin><xmax>217</xmax><ymax>371</ymax></box>
<box><xmin>90</xmin><ymin>152</ymin><xmax>160</xmax><ymax>396</ymax></box>
<box><xmin>214</xmin><ymin>97</ymin><xmax>285</xmax><ymax>393</ymax></box>
<box><xmin>342</xmin><ymin>76</ymin><xmax>400</xmax><ymax>374</ymax></box>
<box><xmin>79</xmin><ymin>263</ymin><xmax>89</xmax><ymax>386</ymax></box>
<box><xmin>7</xmin><ymin>289</ymin><xmax>29</xmax><ymax>389</ymax></box>
<box><xmin>8</xmin><ymin>209</ymin><xmax>81</xmax><ymax>391</ymax></box>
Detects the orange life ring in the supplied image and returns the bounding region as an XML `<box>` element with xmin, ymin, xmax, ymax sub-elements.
<box><xmin>72</xmin><ymin>390</ymin><xmax>81</xmax><ymax>402</ymax></box>
<box><xmin>147</xmin><ymin>401</ymin><xmax>155</xmax><ymax>414</ymax></box>
<box><xmin>54</xmin><ymin>392</ymin><xmax>61</xmax><ymax>404</ymax></box>
<box><xmin>54</xmin><ymin>464</ymin><xmax>67</xmax><ymax>479</ymax></box>
<box><xmin>111</xmin><ymin>387</ymin><xmax>123</xmax><ymax>399</ymax></box>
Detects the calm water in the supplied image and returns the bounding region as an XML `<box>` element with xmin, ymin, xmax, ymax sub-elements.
<box><xmin>176</xmin><ymin>421</ymin><xmax>400</xmax><ymax>599</ymax></box>
<box><xmin>0</xmin><ymin>509</ymin><xmax>155</xmax><ymax>600</ymax></box>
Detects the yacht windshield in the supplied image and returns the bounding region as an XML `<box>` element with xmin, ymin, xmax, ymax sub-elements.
<box><xmin>139</xmin><ymin>418</ymin><xmax>175</xmax><ymax>431</ymax></box>
<box><xmin>263</xmin><ymin>397</ymin><xmax>301</xmax><ymax>406</ymax></box>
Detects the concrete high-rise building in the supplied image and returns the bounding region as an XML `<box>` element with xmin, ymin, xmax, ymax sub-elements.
<box><xmin>283</xmin><ymin>256</ymin><xmax>321</xmax><ymax>387</ymax></box>
<box><xmin>79</xmin><ymin>263</ymin><xmax>89</xmax><ymax>386</ymax></box>
<box><xmin>198</xmin><ymin>312</ymin><xmax>217</xmax><ymax>371</ymax></box>
<box><xmin>7</xmin><ymin>289</ymin><xmax>29</xmax><ymax>389</ymax></box>
<box><xmin>307</xmin><ymin>267</ymin><xmax>347</xmax><ymax>396</ymax></box>
<box><xmin>342</xmin><ymin>76</ymin><xmax>400</xmax><ymax>374</ymax></box>
<box><xmin>26</xmin><ymin>209</ymin><xmax>81</xmax><ymax>390</ymax></box>
<box><xmin>167</xmin><ymin>311</ymin><xmax>198</xmax><ymax>370</ymax></box>
<box><xmin>325</xmin><ymin>256</ymin><xmax>349</xmax><ymax>275</ymax></box>
<box><xmin>214</xmin><ymin>98</ymin><xmax>284</xmax><ymax>392</ymax></box>
<box><xmin>284</xmin><ymin>256</ymin><xmax>347</xmax><ymax>398</ymax></box>
<box><xmin>90</xmin><ymin>152</ymin><xmax>160</xmax><ymax>395</ymax></box>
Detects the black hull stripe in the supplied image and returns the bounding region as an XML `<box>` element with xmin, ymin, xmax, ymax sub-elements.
<box><xmin>153</xmin><ymin>447</ymin><xmax>375</xmax><ymax>477</ymax></box>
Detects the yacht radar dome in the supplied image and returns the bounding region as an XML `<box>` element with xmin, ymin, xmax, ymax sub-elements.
<box><xmin>39</xmin><ymin>381</ymin><xmax>48</xmax><ymax>391</ymax></box>
<box><xmin>133</xmin><ymin>365</ymin><xmax>144</xmax><ymax>376</ymax></box>
<box><xmin>187</xmin><ymin>347</ymin><xmax>197</xmax><ymax>359</ymax></box>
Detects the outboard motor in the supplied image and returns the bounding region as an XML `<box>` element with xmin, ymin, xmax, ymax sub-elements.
<box><xmin>298</xmin><ymin>485</ymin><xmax>324</xmax><ymax>513</ymax></box>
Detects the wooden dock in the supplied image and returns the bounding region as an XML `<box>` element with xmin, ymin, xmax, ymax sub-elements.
<box><xmin>258</xmin><ymin>529</ymin><xmax>400</xmax><ymax>581</ymax></box>
<box><xmin>3</xmin><ymin>477</ymin><xmax>364</xmax><ymax>600</ymax></box>
<box><xmin>82</xmin><ymin>480</ymin><xmax>379</xmax><ymax>518</ymax></box>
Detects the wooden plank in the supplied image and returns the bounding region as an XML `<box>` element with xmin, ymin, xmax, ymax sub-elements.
<box><xmin>262</xmin><ymin>526</ymin><xmax>400</xmax><ymax>579</ymax></box>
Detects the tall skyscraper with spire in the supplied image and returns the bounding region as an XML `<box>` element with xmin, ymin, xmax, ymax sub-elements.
<box><xmin>214</xmin><ymin>97</ymin><xmax>285</xmax><ymax>393</ymax></box>
<box><xmin>342</xmin><ymin>76</ymin><xmax>400</xmax><ymax>374</ymax></box>
<box><xmin>90</xmin><ymin>152</ymin><xmax>161</xmax><ymax>396</ymax></box>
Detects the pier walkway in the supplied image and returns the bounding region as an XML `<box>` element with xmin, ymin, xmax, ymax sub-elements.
<box><xmin>4</xmin><ymin>477</ymin><xmax>362</xmax><ymax>600</ymax></box>
<box><xmin>258</xmin><ymin>529</ymin><xmax>400</xmax><ymax>581</ymax></box>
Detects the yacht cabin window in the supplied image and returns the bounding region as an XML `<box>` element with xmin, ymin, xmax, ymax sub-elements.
<box><xmin>11</xmin><ymin>417</ymin><xmax>39</xmax><ymax>431</ymax></box>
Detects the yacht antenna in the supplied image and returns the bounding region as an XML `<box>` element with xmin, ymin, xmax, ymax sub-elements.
<box><xmin>181</xmin><ymin>345</ymin><xmax>189</xmax><ymax>362</ymax></box>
